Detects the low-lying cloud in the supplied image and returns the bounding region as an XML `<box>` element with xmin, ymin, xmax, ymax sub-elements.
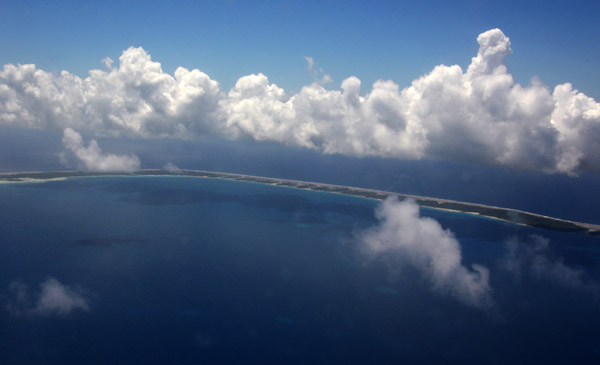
<box><xmin>163</xmin><ymin>162</ymin><xmax>182</xmax><ymax>173</ymax></box>
<box><xmin>4</xmin><ymin>277</ymin><xmax>90</xmax><ymax>317</ymax></box>
<box><xmin>62</xmin><ymin>128</ymin><xmax>141</xmax><ymax>172</ymax></box>
<box><xmin>358</xmin><ymin>197</ymin><xmax>493</xmax><ymax>308</ymax></box>
<box><xmin>1</xmin><ymin>29</ymin><xmax>599</xmax><ymax>175</ymax></box>
<box><xmin>502</xmin><ymin>235</ymin><xmax>599</xmax><ymax>297</ymax></box>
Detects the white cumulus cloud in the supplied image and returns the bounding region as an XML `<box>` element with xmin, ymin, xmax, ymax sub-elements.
<box><xmin>0</xmin><ymin>47</ymin><xmax>221</xmax><ymax>138</ymax></box>
<box><xmin>1</xmin><ymin>29</ymin><xmax>599</xmax><ymax>175</ymax></box>
<box><xmin>358</xmin><ymin>197</ymin><xmax>493</xmax><ymax>308</ymax></box>
<box><xmin>62</xmin><ymin>127</ymin><xmax>141</xmax><ymax>172</ymax></box>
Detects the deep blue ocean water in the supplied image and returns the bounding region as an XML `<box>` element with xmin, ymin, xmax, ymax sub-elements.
<box><xmin>0</xmin><ymin>176</ymin><xmax>599</xmax><ymax>364</ymax></box>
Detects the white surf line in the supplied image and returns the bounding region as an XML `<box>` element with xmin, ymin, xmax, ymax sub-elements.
<box><xmin>2</xmin><ymin>169</ymin><xmax>599</xmax><ymax>233</ymax></box>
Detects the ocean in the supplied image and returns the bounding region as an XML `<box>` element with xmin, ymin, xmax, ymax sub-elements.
<box><xmin>0</xmin><ymin>176</ymin><xmax>599</xmax><ymax>363</ymax></box>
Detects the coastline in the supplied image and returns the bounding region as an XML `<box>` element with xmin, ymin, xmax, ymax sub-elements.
<box><xmin>1</xmin><ymin>169</ymin><xmax>599</xmax><ymax>234</ymax></box>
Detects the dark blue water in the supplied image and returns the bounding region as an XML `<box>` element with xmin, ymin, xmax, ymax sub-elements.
<box><xmin>0</xmin><ymin>177</ymin><xmax>599</xmax><ymax>363</ymax></box>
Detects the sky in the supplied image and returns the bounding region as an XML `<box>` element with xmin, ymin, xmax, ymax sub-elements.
<box><xmin>1</xmin><ymin>0</ymin><xmax>600</xmax><ymax>215</ymax></box>
<box><xmin>1</xmin><ymin>0</ymin><xmax>599</xmax><ymax>97</ymax></box>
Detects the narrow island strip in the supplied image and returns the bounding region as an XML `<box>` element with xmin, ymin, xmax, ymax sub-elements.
<box><xmin>1</xmin><ymin>169</ymin><xmax>599</xmax><ymax>235</ymax></box>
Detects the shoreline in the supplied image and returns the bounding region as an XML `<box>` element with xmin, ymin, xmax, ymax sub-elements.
<box><xmin>1</xmin><ymin>169</ymin><xmax>599</xmax><ymax>234</ymax></box>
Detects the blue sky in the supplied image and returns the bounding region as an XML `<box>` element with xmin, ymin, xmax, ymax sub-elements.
<box><xmin>1</xmin><ymin>0</ymin><xmax>598</xmax><ymax>97</ymax></box>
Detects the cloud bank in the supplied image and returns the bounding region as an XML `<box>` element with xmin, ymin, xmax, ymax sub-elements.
<box><xmin>359</xmin><ymin>197</ymin><xmax>492</xmax><ymax>308</ymax></box>
<box><xmin>1</xmin><ymin>29</ymin><xmax>599</xmax><ymax>174</ymax></box>
<box><xmin>62</xmin><ymin>128</ymin><xmax>141</xmax><ymax>172</ymax></box>
<box><xmin>5</xmin><ymin>277</ymin><xmax>90</xmax><ymax>317</ymax></box>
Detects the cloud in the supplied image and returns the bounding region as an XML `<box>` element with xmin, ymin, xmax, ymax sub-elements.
<box><xmin>1</xmin><ymin>29</ymin><xmax>599</xmax><ymax>174</ymax></box>
<box><xmin>62</xmin><ymin>127</ymin><xmax>141</xmax><ymax>172</ymax></box>
<box><xmin>0</xmin><ymin>47</ymin><xmax>221</xmax><ymax>138</ymax></box>
<box><xmin>35</xmin><ymin>278</ymin><xmax>90</xmax><ymax>315</ymax></box>
<box><xmin>4</xmin><ymin>281</ymin><xmax>29</xmax><ymax>317</ymax></box>
<box><xmin>304</xmin><ymin>56</ymin><xmax>332</xmax><ymax>85</ymax></box>
<box><xmin>358</xmin><ymin>197</ymin><xmax>493</xmax><ymax>308</ymax></box>
<box><xmin>4</xmin><ymin>277</ymin><xmax>90</xmax><ymax>317</ymax></box>
<box><xmin>163</xmin><ymin>162</ymin><xmax>181</xmax><ymax>173</ymax></box>
<box><xmin>502</xmin><ymin>235</ymin><xmax>599</xmax><ymax>297</ymax></box>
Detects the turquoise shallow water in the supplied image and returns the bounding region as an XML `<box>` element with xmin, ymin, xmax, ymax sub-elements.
<box><xmin>0</xmin><ymin>176</ymin><xmax>599</xmax><ymax>363</ymax></box>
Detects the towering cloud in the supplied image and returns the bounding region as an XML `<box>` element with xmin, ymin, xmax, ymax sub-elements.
<box><xmin>0</xmin><ymin>47</ymin><xmax>221</xmax><ymax>138</ymax></box>
<box><xmin>358</xmin><ymin>197</ymin><xmax>493</xmax><ymax>308</ymax></box>
<box><xmin>1</xmin><ymin>29</ymin><xmax>599</xmax><ymax>175</ymax></box>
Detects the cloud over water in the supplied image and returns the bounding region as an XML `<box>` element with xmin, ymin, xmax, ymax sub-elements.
<box><xmin>1</xmin><ymin>29</ymin><xmax>598</xmax><ymax>175</ymax></box>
